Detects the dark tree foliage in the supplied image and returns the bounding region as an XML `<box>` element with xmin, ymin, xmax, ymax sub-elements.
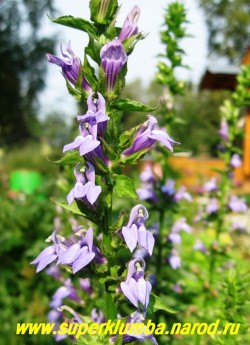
<box><xmin>0</xmin><ymin>0</ymin><xmax>55</xmax><ymax>145</ymax></box>
<box><xmin>198</xmin><ymin>0</ymin><xmax>250</xmax><ymax>62</ymax></box>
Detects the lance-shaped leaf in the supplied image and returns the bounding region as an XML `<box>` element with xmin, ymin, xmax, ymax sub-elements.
<box><xmin>147</xmin><ymin>294</ymin><xmax>178</xmax><ymax>315</ymax></box>
<box><xmin>50</xmin><ymin>15</ymin><xmax>96</xmax><ymax>37</ymax></box>
<box><xmin>110</xmin><ymin>98</ymin><xmax>158</xmax><ymax>112</ymax></box>
<box><xmin>114</xmin><ymin>175</ymin><xmax>138</xmax><ymax>199</ymax></box>
<box><xmin>49</xmin><ymin>151</ymin><xmax>82</xmax><ymax>167</ymax></box>
<box><xmin>83</xmin><ymin>55</ymin><xmax>98</xmax><ymax>89</ymax></box>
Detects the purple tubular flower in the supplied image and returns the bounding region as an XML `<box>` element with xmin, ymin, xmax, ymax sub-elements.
<box><xmin>100</xmin><ymin>38</ymin><xmax>127</xmax><ymax>92</ymax></box>
<box><xmin>63</xmin><ymin>124</ymin><xmax>100</xmax><ymax>157</ymax></box>
<box><xmin>119</xmin><ymin>6</ymin><xmax>141</xmax><ymax>42</ymax></box>
<box><xmin>57</xmin><ymin>227</ymin><xmax>96</xmax><ymax>274</ymax></box>
<box><xmin>228</xmin><ymin>195</ymin><xmax>248</xmax><ymax>212</ymax></box>
<box><xmin>49</xmin><ymin>279</ymin><xmax>81</xmax><ymax>309</ymax></box>
<box><xmin>67</xmin><ymin>162</ymin><xmax>101</xmax><ymax>206</ymax></box>
<box><xmin>218</xmin><ymin>118</ymin><xmax>229</xmax><ymax>141</ymax></box>
<box><xmin>169</xmin><ymin>218</ymin><xmax>192</xmax><ymax>244</ymax></box>
<box><xmin>47</xmin><ymin>41</ymin><xmax>91</xmax><ymax>92</ymax></box>
<box><xmin>230</xmin><ymin>153</ymin><xmax>242</xmax><ymax>168</ymax></box>
<box><xmin>122</xmin><ymin>204</ymin><xmax>155</xmax><ymax>255</ymax></box>
<box><xmin>120</xmin><ymin>258</ymin><xmax>152</xmax><ymax>309</ymax></box>
<box><xmin>31</xmin><ymin>231</ymin><xmax>66</xmax><ymax>273</ymax></box>
<box><xmin>77</xmin><ymin>92</ymin><xmax>110</xmax><ymax>138</ymax></box>
<box><xmin>137</xmin><ymin>183</ymin><xmax>158</xmax><ymax>203</ymax></box>
<box><xmin>169</xmin><ymin>249</ymin><xmax>181</xmax><ymax>270</ymax></box>
<box><xmin>206</xmin><ymin>198</ymin><xmax>219</xmax><ymax>214</ymax></box>
<box><xmin>123</xmin><ymin>115</ymin><xmax>179</xmax><ymax>156</ymax></box>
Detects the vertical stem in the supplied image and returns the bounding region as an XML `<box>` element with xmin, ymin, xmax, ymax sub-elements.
<box><xmin>102</xmin><ymin>175</ymin><xmax>116</xmax><ymax>321</ymax></box>
<box><xmin>157</xmin><ymin>209</ymin><xmax>165</xmax><ymax>275</ymax></box>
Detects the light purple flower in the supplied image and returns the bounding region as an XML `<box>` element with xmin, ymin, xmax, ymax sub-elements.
<box><xmin>63</xmin><ymin>124</ymin><xmax>100</xmax><ymax>157</ymax></box>
<box><xmin>77</xmin><ymin>92</ymin><xmax>110</xmax><ymax>138</ymax></box>
<box><xmin>231</xmin><ymin>221</ymin><xmax>246</xmax><ymax>231</ymax></box>
<box><xmin>230</xmin><ymin>153</ymin><xmax>242</xmax><ymax>168</ymax></box>
<box><xmin>46</xmin><ymin>265</ymin><xmax>62</xmax><ymax>281</ymax></box>
<box><xmin>162</xmin><ymin>179</ymin><xmax>175</xmax><ymax>196</ymax></box>
<box><xmin>57</xmin><ymin>227</ymin><xmax>96</xmax><ymax>274</ymax></box>
<box><xmin>123</xmin><ymin>115</ymin><xmax>179</xmax><ymax>156</ymax></box>
<box><xmin>206</xmin><ymin>198</ymin><xmax>219</xmax><ymax>214</ymax></box>
<box><xmin>169</xmin><ymin>218</ymin><xmax>192</xmax><ymax>244</ymax></box>
<box><xmin>174</xmin><ymin>186</ymin><xmax>192</xmax><ymax>202</ymax></box>
<box><xmin>218</xmin><ymin>118</ymin><xmax>229</xmax><ymax>141</ymax></box>
<box><xmin>67</xmin><ymin>162</ymin><xmax>101</xmax><ymax>206</ymax></box>
<box><xmin>91</xmin><ymin>308</ymin><xmax>105</xmax><ymax>324</ymax></box>
<box><xmin>110</xmin><ymin>311</ymin><xmax>158</xmax><ymax>344</ymax></box>
<box><xmin>204</xmin><ymin>178</ymin><xmax>217</xmax><ymax>192</ymax></box>
<box><xmin>119</xmin><ymin>6</ymin><xmax>141</xmax><ymax>42</ymax></box>
<box><xmin>228</xmin><ymin>195</ymin><xmax>248</xmax><ymax>213</ymax></box>
<box><xmin>140</xmin><ymin>165</ymin><xmax>155</xmax><ymax>183</ymax></box>
<box><xmin>120</xmin><ymin>258</ymin><xmax>152</xmax><ymax>309</ymax></box>
<box><xmin>49</xmin><ymin>279</ymin><xmax>81</xmax><ymax>309</ymax></box>
<box><xmin>169</xmin><ymin>249</ymin><xmax>181</xmax><ymax>269</ymax></box>
<box><xmin>137</xmin><ymin>183</ymin><xmax>157</xmax><ymax>202</ymax></box>
<box><xmin>100</xmin><ymin>38</ymin><xmax>127</xmax><ymax>92</ymax></box>
<box><xmin>193</xmin><ymin>240</ymin><xmax>207</xmax><ymax>253</ymax></box>
<box><xmin>47</xmin><ymin>41</ymin><xmax>91</xmax><ymax>92</ymax></box>
<box><xmin>122</xmin><ymin>204</ymin><xmax>155</xmax><ymax>255</ymax></box>
<box><xmin>31</xmin><ymin>231</ymin><xmax>66</xmax><ymax>273</ymax></box>
<box><xmin>79</xmin><ymin>278</ymin><xmax>93</xmax><ymax>295</ymax></box>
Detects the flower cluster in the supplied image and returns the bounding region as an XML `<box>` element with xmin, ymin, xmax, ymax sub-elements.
<box><xmin>31</xmin><ymin>227</ymin><xmax>105</xmax><ymax>274</ymax></box>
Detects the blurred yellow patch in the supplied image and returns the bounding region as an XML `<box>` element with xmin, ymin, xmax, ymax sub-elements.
<box><xmin>219</xmin><ymin>233</ymin><xmax>232</xmax><ymax>245</ymax></box>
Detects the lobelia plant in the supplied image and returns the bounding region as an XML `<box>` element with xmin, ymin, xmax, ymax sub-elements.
<box><xmin>31</xmin><ymin>1</ymin><xmax>180</xmax><ymax>344</ymax></box>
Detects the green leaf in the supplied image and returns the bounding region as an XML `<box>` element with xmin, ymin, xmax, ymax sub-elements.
<box><xmin>65</xmin><ymin>79</ymin><xmax>82</xmax><ymax>101</ymax></box>
<box><xmin>114</xmin><ymin>175</ymin><xmax>138</xmax><ymax>199</ymax></box>
<box><xmin>110</xmin><ymin>98</ymin><xmax>158</xmax><ymax>112</ymax></box>
<box><xmin>53</xmin><ymin>200</ymin><xmax>86</xmax><ymax>217</ymax></box>
<box><xmin>85</xmin><ymin>37</ymin><xmax>101</xmax><ymax>64</ymax></box>
<box><xmin>50</xmin><ymin>15</ymin><xmax>96</xmax><ymax>37</ymax></box>
<box><xmin>110</xmin><ymin>210</ymin><xmax>127</xmax><ymax>232</ymax></box>
<box><xmin>148</xmin><ymin>294</ymin><xmax>178</xmax><ymax>315</ymax></box>
<box><xmin>83</xmin><ymin>55</ymin><xmax>98</xmax><ymax>89</ymax></box>
<box><xmin>49</xmin><ymin>151</ymin><xmax>81</xmax><ymax>166</ymax></box>
<box><xmin>120</xmin><ymin>148</ymin><xmax>149</xmax><ymax>165</ymax></box>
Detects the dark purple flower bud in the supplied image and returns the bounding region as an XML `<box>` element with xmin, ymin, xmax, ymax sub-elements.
<box><xmin>206</xmin><ymin>198</ymin><xmax>219</xmax><ymax>214</ymax></box>
<box><xmin>218</xmin><ymin>118</ymin><xmax>229</xmax><ymax>141</ymax></box>
<box><xmin>119</xmin><ymin>6</ymin><xmax>141</xmax><ymax>42</ymax></box>
<box><xmin>228</xmin><ymin>195</ymin><xmax>248</xmax><ymax>213</ymax></box>
<box><xmin>100</xmin><ymin>38</ymin><xmax>127</xmax><ymax>92</ymax></box>
<box><xmin>57</xmin><ymin>227</ymin><xmax>96</xmax><ymax>274</ymax></box>
<box><xmin>77</xmin><ymin>92</ymin><xmax>110</xmax><ymax>138</ymax></box>
<box><xmin>31</xmin><ymin>231</ymin><xmax>66</xmax><ymax>272</ymax></box>
<box><xmin>122</xmin><ymin>115</ymin><xmax>179</xmax><ymax>156</ymax></box>
<box><xmin>122</xmin><ymin>204</ymin><xmax>155</xmax><ymax>255</ymax></box>
<box><xmin>230</xmin><ymin>153</ymin><xmax>242</xmax><ymax>168</ymax></box>
<box><xmin>47</xmin><ymin>41</ymin><xmax>91</xmax><ymax>93</ymax></box>
<box><xmin>120</xmin><ymin>258</ymin><xmax>152</xmax><ymax>309</ymax></box>
<box><xmin>67</xmin><ymin>162</ymin><xmax>101</xmax><ymax>206</ymax></box>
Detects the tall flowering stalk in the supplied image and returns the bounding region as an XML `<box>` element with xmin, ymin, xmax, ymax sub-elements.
<box><xmin>32</xmin><ymin>1</ymin><xmax>178</xmax><ymax>344</ymax></box>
